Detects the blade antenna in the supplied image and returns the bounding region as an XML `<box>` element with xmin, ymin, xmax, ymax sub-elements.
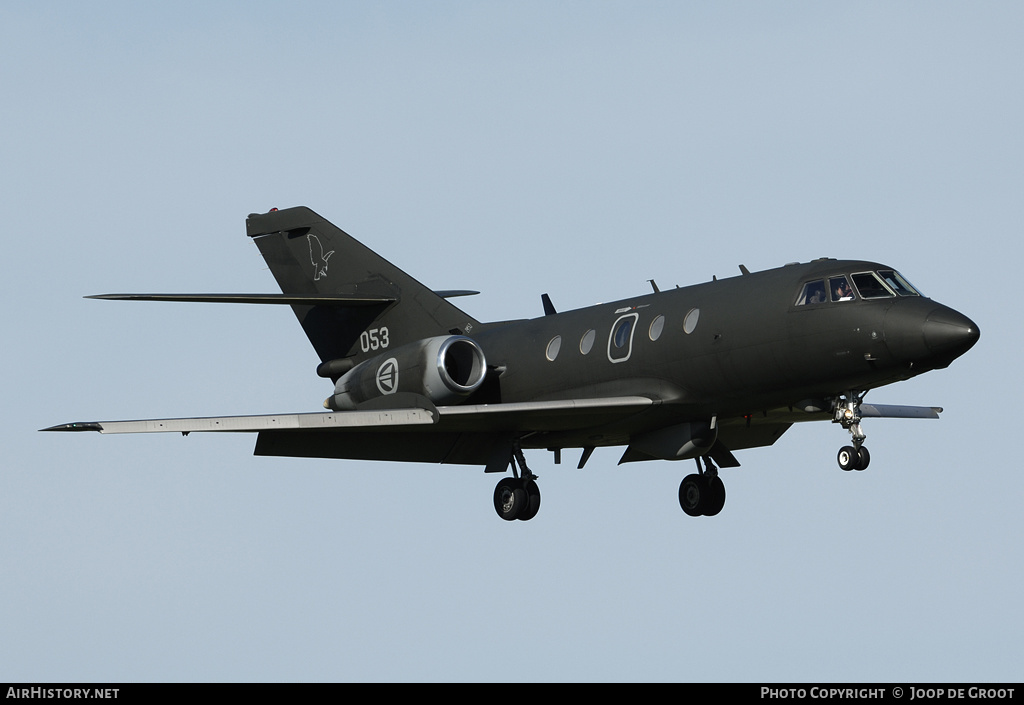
<box><xmin>541</xmin><ymin>293</ymin><xmax>557</xmax><ymax>316</ymax></box>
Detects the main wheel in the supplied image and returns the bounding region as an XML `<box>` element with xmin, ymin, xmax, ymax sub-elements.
<box><xmin>702</xmin><ymin>475</ymin><xmax>726</xmax><ymax>516</ymax></box>
<box><xmin>493</xmin><ymin>478</ymin><xmax>527</xmax><ymax>521</ymax></box>
<box><xmin>518</xmin><ymin>480</ymin><xmax>541</xmax><ymax>521</ymax></box>
<box><xmin>679</xmin><ymin>474</ymin><xmax>706</xmax><ymax>517</ymax></box>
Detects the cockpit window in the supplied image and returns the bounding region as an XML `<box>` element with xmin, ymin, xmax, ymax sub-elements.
<box><xmin>797</xmin><ymin>270</ymin><xmax>919</xmax><ymax>306</ymax></box>
<box><xmin>877</xmin><ymin>269</ymin><xmax>921</xmax><ymax>297</ymax></box>
<box><xmin>852</xmin><ymin>272</ymin><xmax>895</xmax><ymax>299</ymax></box>
<box><xmin>796</xmin><ymin>280</ymin><xmax>827</xmax><ymax>306</ymax></box>
<box><xmin>829</xmin><ymin>275</ymin><xmax>856</xmax><ymax>302</ymax></box>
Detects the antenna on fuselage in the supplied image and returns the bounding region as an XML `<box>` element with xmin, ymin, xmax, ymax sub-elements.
<box><xmin>541</xmin><ymin>293</ymin><xmax>557</xmax><ymax>316</ymax></box>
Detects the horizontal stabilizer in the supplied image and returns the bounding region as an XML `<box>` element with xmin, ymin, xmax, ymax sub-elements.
<box><xmin>86</xmin><ymin>293</ymin><xmax>396</xmax><ymax>306</ymax></box>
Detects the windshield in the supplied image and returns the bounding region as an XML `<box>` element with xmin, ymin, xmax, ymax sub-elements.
<box><xmin>851</xmin><ymin>272</ymin><xmax>895</xmax><ymax>299</ymax></box>
<box><xmin>797</xmin><ymin>269</ymin><xmax>925</xmax><ymax>306</ymax></box>
<box><xmin>877</xmin><ymin>269</ymin><xmax>922</xmax><ymax>296</ymax></box>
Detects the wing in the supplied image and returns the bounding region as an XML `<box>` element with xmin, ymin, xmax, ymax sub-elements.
<box><xmin>42</xmin><ymin>396</ymin><xmax>656</xmax><ymax>467</ymax></box>
<box><xmin>706</xmin><ymin>402</ymin><xmax>943</xmax><ymax>467</ymax></box>
<box><xmin>41</xmin><ymin>396</ymin><xmax>653</xmax><ymax>434</ymax></box>
<box><xmin>714</xmin><ymin>402</ymin><xmax>941</xmax><ymax>442</ymax></box>
<box><xmin>860</xmin><ymin>403</ymin><xmax>942</xmax><ymax>419</ymax></box>
<box><xmin>40</xmin><ymin>408</ymin><xmax>436</xmax><ymax>434</ymax></box>
<box><xmin>41</xmin><ymin>397</ymin><xmax>940</xmax><ymax>468</ymax></box>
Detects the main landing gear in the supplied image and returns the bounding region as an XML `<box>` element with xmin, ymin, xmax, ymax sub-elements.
<box><xmin>833</xmin><ymin>391</ymin><xmax>871</xmax><ymax>471</ymax></box>
<box><xmin>492</xmin><ymin>445</ymin><xmax>731</xmax><ymax>521</ymax></box>
<box><xmin>493</xmin><ymin>445</ymin><xmax>541</xmax><ymax>521</ymax></box>
<box><xmin>678</xmin><ymin>456</ymin><xmax>726</xmax><ymax>517</ymax></box>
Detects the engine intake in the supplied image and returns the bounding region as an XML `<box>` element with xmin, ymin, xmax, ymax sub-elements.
<box><xmin>326</xmin><ymin>335</ymin><xmax>487</xmax><ymax>411</ymax></box>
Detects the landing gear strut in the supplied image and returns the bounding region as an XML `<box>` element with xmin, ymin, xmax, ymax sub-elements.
<box><xmin>833</xmin><ymin>391</ymin><xmax>871</xmax><ymax>471</ymax></box>
<box><xmin>679</xmin><ymin>456</ymin><xmax>726</xmax><ymax>517</ymax></box>
<box><xmin>493</xmin><ymin>445</ymin><xmax>541</xmax><ymax>521</ymax></box>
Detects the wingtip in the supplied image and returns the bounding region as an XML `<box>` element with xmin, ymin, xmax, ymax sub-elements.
<box><xmin>39</xmin><ymin>422</ymin><xmax>103</xmax><ymax>432</ymax></box>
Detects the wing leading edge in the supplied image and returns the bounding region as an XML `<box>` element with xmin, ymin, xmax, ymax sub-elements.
<box><xmin>40</xmin><ymin>408</ymin><xmax>436</xmax><ymax>434</ymax></box>
<box><xmin>41</xmin><ymin>396</ymin><xmax>655</xmax><ymax>435</ymax></box>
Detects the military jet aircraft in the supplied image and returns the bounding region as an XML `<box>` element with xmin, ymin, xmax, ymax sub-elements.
<box><xmin>43</xmin><ymin>207</ymin><xmax>980</xmax><ymax>521</ymax></box>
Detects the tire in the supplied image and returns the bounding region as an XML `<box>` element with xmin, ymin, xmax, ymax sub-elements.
<box><xmin>837</xmin><ymin>446</ymin><xmax>859</xmax><ymax>471</ymax></box>
<box><xmin>494</xmin><ymin>478</ymin><xmax>526</xmax><ymax>521</ymax></box>
<box><xmin>518</xmin><ymin>480</ymin><xmax>541</xmax><ymax>521</ymax></box>
<box><xmin>856</xmin><ymin>446</ymin><xmax>870</xmax><ymax>471</ymax></box>
<box><xmin>702</xmin><ymin>475</ymin><xmax>726</xmax><ymax>516</ymax></box>
<box><xmin>679</xmin><ymin>474</ymin><xmax>705</xmax><ymax>517</ymax></box>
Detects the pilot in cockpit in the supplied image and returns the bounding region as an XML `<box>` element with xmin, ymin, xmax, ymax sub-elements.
<box><xmin>833</xmin><ymin>279</ymin><xmax>854</xmax><ymax>301</ymax></box>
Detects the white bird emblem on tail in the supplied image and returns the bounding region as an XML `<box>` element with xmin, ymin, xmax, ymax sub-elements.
<box><xmin>307</xmin><ymin>234</ymin><xmax>335</xmax><ymax>280</ymax></box>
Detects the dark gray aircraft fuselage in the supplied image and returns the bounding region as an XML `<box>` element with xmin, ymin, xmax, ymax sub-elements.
<box><xmin>469</xmin><ymin>258</ymin><xmax>975</xmax><ymax>452</ymax></box>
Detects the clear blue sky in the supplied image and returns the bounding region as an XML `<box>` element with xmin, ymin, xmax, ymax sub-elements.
<box><xmin>2</xmin><ymin>1</ymin><xmax>1020</xmax><ymax>681</ymax></box>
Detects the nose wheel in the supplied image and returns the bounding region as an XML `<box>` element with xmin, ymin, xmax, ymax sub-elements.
<box><xmin>837</xmin><ymin>445</ymin><xmax>870</xmax><ymax>471</ymax></box>
<box><xmin>833</xmin><ymin>391</ymin><xmax>871</xmax><ymax>471</ymax></box>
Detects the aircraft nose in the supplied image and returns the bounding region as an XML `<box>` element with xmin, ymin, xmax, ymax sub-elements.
<box><xmin>922</xmin><ymin>308</ymin><xmax>980</xmax><ymax>359</ymax></box>
<box><xmin>884</xmin><ymin>301</ymin><xmax>980</xmax><ymax>370</ymax></box>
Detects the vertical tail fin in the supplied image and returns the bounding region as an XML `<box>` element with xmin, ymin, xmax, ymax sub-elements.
<box><xmin>246</xmin><ymin>207</ymin><xmax>480</xmax><ymax>369</ymax></box>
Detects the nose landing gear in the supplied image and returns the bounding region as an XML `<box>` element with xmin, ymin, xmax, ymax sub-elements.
<box><xmin>833</xmin><ymin>391</ymin><xmax>871</xmax><ymax>471</ymax></box>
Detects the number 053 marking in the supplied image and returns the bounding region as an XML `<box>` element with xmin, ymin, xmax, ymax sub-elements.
<box><xmin>360</xmin><ymin>327</ymin><xmax>390</xmax><ymax>352</ymax></box>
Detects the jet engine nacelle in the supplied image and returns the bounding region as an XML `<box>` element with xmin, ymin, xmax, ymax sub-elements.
<box><xmin>326</xmin><ymin>335</ymin><xmax>487</xmax><ymax>411</ymax></box>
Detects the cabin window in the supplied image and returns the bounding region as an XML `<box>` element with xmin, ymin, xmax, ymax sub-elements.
<box><xmin>607</xmin><ymin>313</ymin><xmax>638</xmax><ymax>363</ymax></box>
<box><xmin>852</xmin><ymin>272</ymin><xmax>895</xmax><ymax>299</ymax></box>
<box><xmin>649</xmin><ymin>315</ymin><xmax>665</xmax><ymax>341</ymax></box>
<box><xmin>829</xmin><ymin>275</ymin><xmax>856</xmax><ymax>302</ymax></box>
<box><xmin>545</xmin><ymin>335</ymin><xmax>562</xmax><ymax>361</ymax></box>
<box><xmin>683</xmin><ymin>308</ymin><xmax>700</xmax><ymax>334</ymax></box>
<box><xmin>796</xmin><ymin>280</ymin><xmax>827</xmax><ymax>306</ymax></box>
<box><xmin>613</xmin><ymin>319</ymin><xmax>632</xmax><ymax>348</ymax></box>
<box><xmin>580</xmin><ymin>329</ymin><xmax>596</xmax><ymax>355</ymax></box>
<box><xmin>878</xmin><ymin>269</ymin><xmax>921</xmax><ymax>297</ymax></box>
